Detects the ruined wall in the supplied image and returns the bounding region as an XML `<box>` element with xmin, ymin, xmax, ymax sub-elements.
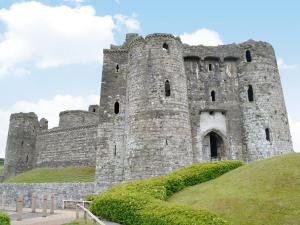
<box><xmin>35</xmin><ymin>125</ymin><xmax>98</xmax><ymax>167</ymax></box>
<box><xmin>3</xmin><ymin>113</ymin><xmax>40</xmax><ymax>179</ymax></box>
<box><xmin>0</xmin><ymin>183</ymin><xmax>95</xmax><ymax>209</ymax></box>
<box><xmin>59</xmin><ymin>110</ymin><xmax>98</xmax><ymax>128</ymax></box>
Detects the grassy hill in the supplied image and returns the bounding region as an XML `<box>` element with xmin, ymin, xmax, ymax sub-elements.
<box><xmin>168</xmin><ymin>153</ymin><xmax>300</xmax><ymax>225</ymax></box>
<box><xmin>0</xmin><ymin>159</ymin><xmax>4</xmax><ymax>175</ymax></box>
<box><xmin>3</xmin><ymin>167</ymin><xmax>95</xmax><ymax>183</ymax></box>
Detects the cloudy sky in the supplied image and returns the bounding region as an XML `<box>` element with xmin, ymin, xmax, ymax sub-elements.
<box><xmin>0</xmin><ymin>0</ymin><xmax>299</xmax><ymax>157</ymax></box>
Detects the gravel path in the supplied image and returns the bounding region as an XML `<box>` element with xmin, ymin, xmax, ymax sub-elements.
<box><xmin>4</xmin><ymin>207</ymin><xmax>120</xmax><ymax>225</ymax></box>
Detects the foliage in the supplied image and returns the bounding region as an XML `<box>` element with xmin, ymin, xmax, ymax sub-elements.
<box><xmin>90</xmin><ymin>160</ymin><xmax>244</xmax><ymax>225</ymax></box>
<box><xmin>4</xmin><ymin>167</ymin><xmax>95</xmax><ymax>183</ymax></box>
<box><xmin>0</xmin><ymin>211</ymin><xmax>10</xmax><ymax>225</ymax></box>
<box><xmin>169</xmin><ymin>153</ymin><xmax>300</xmax><ymax>225</ymax></box>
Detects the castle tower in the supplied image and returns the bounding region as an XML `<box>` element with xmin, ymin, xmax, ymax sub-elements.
<box><xmin>3</xmin><ymin>112</ymin><xmax>40</xmax><ymax>179</ymax></box>
<box><xmin>124</xmin><ymin>34</ymin><xmax>193</xmax><ymax>180</ymax></box>
<box><xmin>238</xmin><ymin>41</ymin><xmax>293</xmax><ymax>161</ymax></box>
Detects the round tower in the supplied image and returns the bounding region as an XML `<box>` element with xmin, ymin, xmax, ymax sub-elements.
<box><xmin>3</xmin><ymin>112</ymin><xmax>40</xmax><ymax>179</ymax></box>
<box><xmin>237</xmin><ymin>41</ymin><xmax>293</xmax><ymax>161</ymax></box>
<box><xmin>124</xmin><ymin>33</ymin><xmax>193</xmax><ymax>180</ymax></box>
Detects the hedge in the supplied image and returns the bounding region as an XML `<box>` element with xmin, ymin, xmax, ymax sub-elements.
<box><xmin>0</xmin><ymin>211</ymin><xmax>10</xmax><ymax>225</ymax></box>
<box><xmin>90</xmin><ymin>160</ymin><xmax>244</xmax><ymax>225</ymax></box>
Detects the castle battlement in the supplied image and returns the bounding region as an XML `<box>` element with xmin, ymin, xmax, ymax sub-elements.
<box><xmin>3</xmin><ymin>33</ymin><xmax>293</xmax><ymax>190</ymax></box>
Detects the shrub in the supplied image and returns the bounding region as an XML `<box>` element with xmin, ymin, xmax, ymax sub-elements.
<box><xmin>0</xmin><ymin>211</ymin><xmax>10</xmax><ymax>225</ymax></box>
<box><xmin>90</xmin><ymin>160</ymin><xmax>244</xmax><ymax>225</ymax></box>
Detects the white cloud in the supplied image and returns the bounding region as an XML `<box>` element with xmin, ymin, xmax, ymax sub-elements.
<box><xmin>277</xmin><ymin>58</ymin><xmax>297</xmax><ymax>70</ymax></box>
<box><xmin>289</xmin><ymin>118</ymin><xmax>300</xmax><ymax>152</ymax></box>
<box><xmin>0</xmin><ymin>1</ymin><xmax>115</xmax><ymax>77</ymax></box>
<box><xmin>114</xmin><ymin>14</ymin><xmax>140</xmax><ymax>31</ymax></box>
<box><xmin>0</xmin><ymin>94</ymin><xmax>99</xmax><ymax>158</ymax></box>
<box><xmin>180</xmin><ymin>28</ymin><xmax>224</xmax><ymax>46</ymax></box>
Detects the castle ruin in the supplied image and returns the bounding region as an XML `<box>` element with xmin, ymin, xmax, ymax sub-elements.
<box><xmin>3</xmin><ymin>33</ymin><xmax>293</xmax><ymax>190</ymax></box>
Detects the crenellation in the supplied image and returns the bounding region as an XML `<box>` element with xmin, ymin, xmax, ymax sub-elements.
<box><xmin>3</xmin><ymin>33</ymin><xmax>293</xmax><ymax>190</ymax></box>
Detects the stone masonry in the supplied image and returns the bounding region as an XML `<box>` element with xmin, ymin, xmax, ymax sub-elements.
<box><xmin>3</xmin><ymin>33</ymin><xmax>293</xmax><ymax>191</ymax></box>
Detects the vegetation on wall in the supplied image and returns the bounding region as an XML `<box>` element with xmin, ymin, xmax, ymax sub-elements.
<box><xmin>90</xmin><ymin>160</ymin><xmax>244</xmax><ymax>225</ymax></box>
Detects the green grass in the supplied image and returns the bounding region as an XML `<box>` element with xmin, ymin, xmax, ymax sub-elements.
<box><xmin>62</xmin><ymin>219</ymin><xmax>94</xmax><ymax>225</ymax></box>
<box><xmin>0</xmin><ymin>165</ymin><xmax>3</xmax><ymax>176</ymax></box>
<box><xmin>0</xmin><ymin>159</ymin><xmax>4</xmax><ymax>175</ymax></box>
<box><xmin>90</xmin><ymin>160</ymin><xmax>243</xmax><ymax>225</ymax></box>
<box><xmin>3</xmin><ymin>167</ymin><xmax>95</xmax><ymax>183</ymax></box>
<box><xmin>168</xmin><ymin>153</ymin><xmax>300</xmax><ymax>225</ymax></box>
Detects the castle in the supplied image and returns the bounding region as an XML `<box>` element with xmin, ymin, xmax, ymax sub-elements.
<box><xmin>3</xmin><ymin>33</ymin><xmax>293</xmax><ymax>190</ymax></box>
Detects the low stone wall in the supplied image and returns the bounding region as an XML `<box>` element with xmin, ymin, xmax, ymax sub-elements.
<box><xmin>0</xmin><ymin>183</ymin><xmax>95</xmax><ymax>209</ymax></box>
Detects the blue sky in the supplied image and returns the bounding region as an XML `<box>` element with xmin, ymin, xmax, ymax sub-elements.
<box><xmin>0</xmin><ymin>0</ymin><xmax>299</xmax><ymax>157</ymax></box>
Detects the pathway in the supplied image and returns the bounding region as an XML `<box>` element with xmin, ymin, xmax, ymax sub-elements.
<box><xmin>4</xmin><ymin>207</ymin><xmax>120</xmax><ymax>225</ymax></box>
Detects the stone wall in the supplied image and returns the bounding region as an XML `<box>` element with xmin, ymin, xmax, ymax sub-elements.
<box><xmin>0</xmin><ymin>183</ymin><xmax>95</xmax><ymax>209</ymax></box>
<box><xmin>35</xmin><ymin>125</ymin><xmax>97</xmax><ymax>167</ymax></box>
<box><xmin>59</xmin><ymin>110</ymin><xmax>99</xmax><ymax>129</ymax></box>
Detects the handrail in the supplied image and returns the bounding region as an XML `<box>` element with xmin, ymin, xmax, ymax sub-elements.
<box><xmin>76</xmin><ymin>203</ymin><xmax>106</xmax><ymax>225</ymax></box>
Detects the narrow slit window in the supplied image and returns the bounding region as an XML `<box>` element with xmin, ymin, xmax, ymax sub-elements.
<box><xmin>114</xmin><ymin>101</ymin><xmax>119</xmax><ymax>114</ymax></box>
<box><xmin>248</xmin><ymin>85</ymin><xmax>254</xmax><ymax>102</ymax></box>
<box><xmin>166</xmin><ymin>139</ymin><xmax>168</xmax><ymax>145</ymax></box>
<box><xmin>208</xmin><ymin>64</ymin><xmax>213</xmax><ymax>71</ymax></box>
<box><xmin>211</xmin><ymin>90</ymin><xmax>216</xmax><ymax>102</ymax></box>
<box><xmin>162</xmin><ymin>43</ymin><xmax>169</xmax><ymax>51</ymax></box>
<box><xmin>26</xmin><ymin>155</ymin><xmax>29</xmax><ymax>164</ymax></box>
<box><xmin>114</xmin><ymin>145</ymin><xmax>117</xmax><ymax>156</ymax></box>
<box><xmin>116</xmin><ymin>64</ymin><xmax>119</xmax><ymax>72</ymax></box>
<box><xmin>246</xmin><ymin>50</ymin><xmax>252</xmax><ymax>62</ymax></box>
<box><xmin>165</xmin><ymin>80</ymin><xmax>171</xmax><ymax>97</ymax></box>
<box><xmin>265</xmin><ymin>128</ymin><xmax>270</xmax><ymax>141</ymax></box>
<box><xmin>21</xmin><ymin>140</ymin><xmax>24</xmax><ymax>147</ymax></box>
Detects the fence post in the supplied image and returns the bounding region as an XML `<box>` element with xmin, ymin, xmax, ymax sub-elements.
<box><xmin>50</xmin><ymin>194</ymin><xmax>55</xmax><ymax>214</ymax></box>
<box><xmin>31</xmin><ymin>193</ymin><xmax>36</xmax><ymax>213</ymax></box>
<box><xmin>76</xmin><ymin>204</ymin><xmax>79</xmax><ymax>219</ymax></box>
<box><xmin>42</xmin><ymin>194</ymin><xmax>47</xmax><ymax>217</ymax></box>
<box><xmin>84</xmin><ymin>210</ymin><xmax>87</xmax><ymax>223</ymax></box>
<box><xmin>16</xmin><ymin>194</ymin><xmax>23</xmax><ymax>221</ymax></box>
<box><xmin>1</xmin><ymin>192</ymin><xmax>5</xmax><ymax>210</ymax></box>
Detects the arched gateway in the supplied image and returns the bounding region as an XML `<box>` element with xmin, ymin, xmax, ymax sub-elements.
<box><xmin>202</xmin><ymin>131</ymin><xmax>226</xmax><ymax>160</ymax></box>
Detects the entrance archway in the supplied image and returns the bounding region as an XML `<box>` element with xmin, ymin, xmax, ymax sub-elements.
<box><xmin>203</xmin><ymin>131</ymin><xmax>225</xmax><ymax>160</ymax></box>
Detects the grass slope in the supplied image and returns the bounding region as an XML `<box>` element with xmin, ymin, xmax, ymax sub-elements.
<box><xmin>168</xmin><ymin>153</ymin><xmax>300</xmax><ymax>225</ymax></box>
<box><xmin>0</xmin><ymin>165</ymin><xmax>3</xmax><ymax>176</ymax></box>
<box><xmin>4</xmin><ymin>167</ymin><xmax>95</xmax><ymax>183</ymax></box>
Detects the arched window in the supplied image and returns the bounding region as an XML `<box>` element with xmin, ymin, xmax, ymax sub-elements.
<box><xmin>211</xmin><ymin>90</ymin><xmax>216</xmax><ymax>102</ymax></box>
<box><xmin>116</xmin><ymin>64</ymin><xmax>119</xmax><ymax>72</ymax></box>
<box><xmin>246</xmin><ymin>50</ymin><xmax>252</xmax><ymax>62</ymax></box>
<box><xmin>165</xmin><ymin>80</ymin><xmax>171</xmax><ymax>97</ymax></box>
<box><xmin>265</xmin><ymin>128</ymin><xmax>270</xmax><ymax>141</ymax></box>
<box><xmin>114</xmin><ymin>101</ymin><xmax>119</xmax><ymax>114</ymax></box>
<box><xmin>248</xmin><ymin>85</ymin><xmax>254</xmax><ymax>102</ymax></box>
<box><xmin>162</xmin><ymin>43</ymin><xmax>169</xmax><ymax>51</ymax></box>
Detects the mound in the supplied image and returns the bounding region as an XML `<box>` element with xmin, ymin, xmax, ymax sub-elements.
<box><xmin>168</xmin><ymin>153</ymin><xmax>300</xmax><ymax>225</ymax></box>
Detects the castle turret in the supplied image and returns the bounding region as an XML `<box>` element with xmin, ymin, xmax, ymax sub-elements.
<box><xmin>3</xmin><ymin>112</ymin><xmax>40</xmax><ymax>179</ymax></box>
<box><xmin>238</xmin><ymin>41</ymin><xmax>293</xmax><ymax>161</ymax></box>
<box><xmin>124</xmin><ymin>33</ymin><xmax>193</xmax><ymax>179</ymax></box>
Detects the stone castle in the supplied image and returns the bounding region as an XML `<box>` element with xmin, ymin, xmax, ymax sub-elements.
<box><xmin>3</xmin><ymin>33</ymin><xmax>293</xmax><ymax>190</ymax></box>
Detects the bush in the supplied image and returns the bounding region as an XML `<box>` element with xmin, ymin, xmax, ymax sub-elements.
<box><xmin>0</xmin><ymin>211</ymin><xmax>10</xmax><ymax>225</ymax></box>
<box><xmin>90</xmin><ymin>160</ymin><xmax>244</xmax><ymax>225</ymax></box>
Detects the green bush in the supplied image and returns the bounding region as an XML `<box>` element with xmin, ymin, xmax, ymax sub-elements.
<box><xmin>90</xmin><ymin>160</ymin><xmax>244</xmax><ymax>225</ymax></box>
<box><xmin>0</xmin><ymin>211</ymin><xmax>10</xmax><ymax>225</ymax></box>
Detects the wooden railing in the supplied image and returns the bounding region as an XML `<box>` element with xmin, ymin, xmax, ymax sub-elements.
<box><xmin>76</xmin><ymin>203</ymin><xmax>106</xmax><ymax>225</ymax></box>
